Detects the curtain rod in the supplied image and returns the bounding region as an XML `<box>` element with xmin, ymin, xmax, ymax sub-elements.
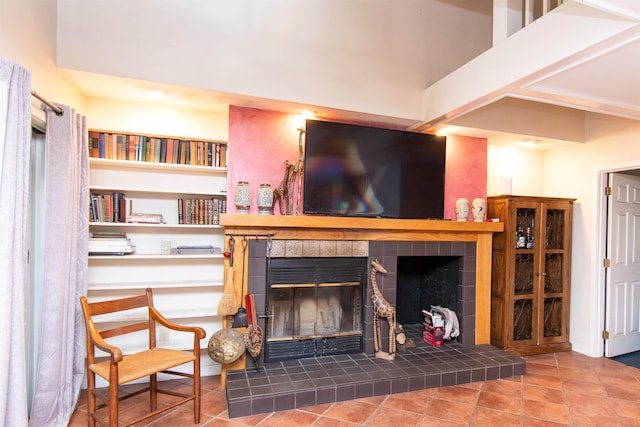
<box><xmin>31</xmin><ymin>90</ymin><xmax>64</xmax><ymax>116</ymax></box>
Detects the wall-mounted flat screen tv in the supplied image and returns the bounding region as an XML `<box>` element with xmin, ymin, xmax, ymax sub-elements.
<box><xmin>303</xmin><ymin>120</ymin><xmax>446</xmax><ymax>219</ymax></box>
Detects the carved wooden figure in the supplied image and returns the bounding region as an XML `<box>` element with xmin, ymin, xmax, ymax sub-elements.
<box><xmin>370</xmin><ymin>259</ymin><xmax>397</xmax><ymax>360</ymax></box>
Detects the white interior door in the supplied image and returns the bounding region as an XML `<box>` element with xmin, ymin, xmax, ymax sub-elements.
<box><xmin>605</xmin><ymin>172</ymin><xmax>640</xmax><ymax>357</ymax></box>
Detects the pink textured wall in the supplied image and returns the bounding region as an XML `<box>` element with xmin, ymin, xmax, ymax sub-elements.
<box><xmin>443</xmin><ymin>135</ymin><xmax>488</xmax><ymax>220</ymax></box>
<box><xmin>228</xmin><ymin>106</ymin><xmax>487</xmax><ymax>219</ymax></box>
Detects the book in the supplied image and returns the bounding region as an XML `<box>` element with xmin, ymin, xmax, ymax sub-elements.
<box><xmin>127</xmin><ymin>213</ymin><xmax>163</xmax><ymax>224</ymax></box>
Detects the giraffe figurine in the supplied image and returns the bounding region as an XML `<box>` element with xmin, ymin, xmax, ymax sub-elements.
<box><xmin>370</xmin><ymin>259</ymin><xmax>397</xmax><ymax>361</ymax></box>
<box><xmin>272</xmin><ymin>160</ymin><xmax>297</xmax><ymax>215</ymax></box>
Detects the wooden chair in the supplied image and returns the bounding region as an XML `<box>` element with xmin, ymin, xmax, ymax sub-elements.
<box><xmin>79</xmin><ymin>288</ymin><xmax>206</xmax><ymax>427</ymax></box>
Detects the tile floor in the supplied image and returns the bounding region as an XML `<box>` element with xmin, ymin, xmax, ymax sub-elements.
<box><xmin>68</xmin><ymin>350</ymin><xmax>640</xmax><ymax>426</ymax></box>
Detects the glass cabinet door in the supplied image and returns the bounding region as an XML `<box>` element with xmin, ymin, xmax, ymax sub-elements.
<box><xmin>513</xmin><ymin>206</ymin><xmax>538</xmax><ymax>342</ymax></box>
<box><xmin>542</xmin><ymin>206</ymin><xmax>568</xmax><ymax>339</ymax></box>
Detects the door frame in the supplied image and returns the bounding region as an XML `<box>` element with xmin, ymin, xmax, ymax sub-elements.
<box><xmin>596</xmin><ymin>161</ymin><xmax>640</xmax><ymax>357</ymax></box>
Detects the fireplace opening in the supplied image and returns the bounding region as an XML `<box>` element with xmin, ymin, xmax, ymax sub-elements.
<box><xmin>264</xmin><ymin>257</ymin><xmax>366</xmax><ymax>362</ymax></box>
<box><xmin>396</xmin><ymin>256</ymin><xmax>461</xmax><ymax>334</ymax></box>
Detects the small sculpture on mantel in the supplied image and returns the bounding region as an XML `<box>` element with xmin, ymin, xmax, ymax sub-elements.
<box><xmin>370</xmin><ymin>259</ymin><xmax>397</xmax><ymax>361</ymax></box>
<box><xmin>272</xmin><ymin>160</ymin><xmax>298</xmax><ymax>215</ymax></box>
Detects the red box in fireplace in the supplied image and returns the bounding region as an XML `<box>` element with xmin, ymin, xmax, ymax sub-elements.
<box><xmin>422</xmin><ymin>309</ymin><xmax>444</xmax><ymax>347</ymax></box>
<box><xmin>423</xmin><ymin>325</ymin><xmax>444</xmax><ymax>347</ymax></box>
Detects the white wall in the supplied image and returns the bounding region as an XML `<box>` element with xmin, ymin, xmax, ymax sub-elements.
<box><xmin>56</xmin><ymin>0</ymin><xmax>493</xmax><ymax>122</ymax></box>
<box><xmin>85</xmin><ymin>97</ymin><xmax>229</xmax><ymax>142</ymax></box>
<box><xmin>487</xmin><ymin>145</ymin><xmax>544</xmax><ymax>196</ymax></box>
<box><xmin>0</xmin><ymin>0</ymin><xmax>82</xmax><ymax>111</ymax></box>
<box><xmin>542</xmin><ymin>114</ymin><xmax>640</xmax><ymax>357</ymax></box>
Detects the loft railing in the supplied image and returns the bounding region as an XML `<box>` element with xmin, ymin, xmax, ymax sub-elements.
<box><xmin>493</xmin><ymin>0</ymin><xmax>569</xmax><ymax>45</ymax></box>
<box><xmin>523</xmin><ymin>0</ymin><xmax>568</xmax><ymax>26</ymax></box>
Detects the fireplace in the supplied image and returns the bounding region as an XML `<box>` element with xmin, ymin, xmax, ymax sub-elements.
<box><xmin>247</xmin><ymin>239</ymin><xmax>478</xmax><ymax>363</ymax></box>
<box><xmin>264</xmin><ymin>257</ymin><xmax>366</xmax><ymax>362</ymax></box>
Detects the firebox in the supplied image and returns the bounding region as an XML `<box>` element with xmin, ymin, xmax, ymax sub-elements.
<box><xmin>264</xmin><ymin>257</ymin><xmax>366</xmax><ymax>362</ymax></box>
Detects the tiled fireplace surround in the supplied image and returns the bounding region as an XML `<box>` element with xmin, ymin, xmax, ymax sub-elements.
<box><xmin>221</xmin><ymin>215</ymin><xmax>524</xmax><ymax>418</ymax></box>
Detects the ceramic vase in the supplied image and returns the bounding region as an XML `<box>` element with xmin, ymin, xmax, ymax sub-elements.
<box><xmin>472</xmin><ymin>198</ymin><xmax>486</xmax><ymax>222</ymax></box>
<box><xmin>234</xmin><ymin>181</ymin><xmax>251</xmax><ymax>214</ymax></box>
<box><xmin>455</xmin><ymin>198</ymin><xmax>469</xmax><ymax>221</ymax></box>
<box><xmin>257</xmin><ymin>182</ymin><xmax>274</xmax><ymax>215</ymax></box>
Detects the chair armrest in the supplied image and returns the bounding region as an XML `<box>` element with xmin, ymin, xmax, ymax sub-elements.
<box><xmin>86</xmin><ymin>321</ymin><xmax>123</xmax><ymax>363</ymax></box>
<box><xmin>149</xmin><ymin>306</ymin><xmax>206</xmax><ymax>340</ymax></box>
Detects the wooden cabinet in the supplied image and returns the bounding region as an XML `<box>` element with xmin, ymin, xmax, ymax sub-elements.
<box><xmin>87</xmin><ymin>131</ymin><xmax>228</xmax><ymax>379</ymax></box>
<box><xmin>487</xmin><ymin>195</ymin><xmax>574</xmax><ymax>355</ymax></box>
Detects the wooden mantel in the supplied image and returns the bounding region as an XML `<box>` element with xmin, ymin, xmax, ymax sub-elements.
<box><xmin>220</xmin><ymin>214</ymin><xmax>503</xmax><ymax>344</ymax></box>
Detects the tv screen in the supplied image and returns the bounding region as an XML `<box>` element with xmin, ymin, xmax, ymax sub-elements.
<box><xmin>303</xmin><ymin>120</ymin><xmax>446</xmax><ymax>219</ymax></box>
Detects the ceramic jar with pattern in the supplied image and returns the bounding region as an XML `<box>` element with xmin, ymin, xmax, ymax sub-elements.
<box><xmin>257</xmin><ymin>182</ymin><xmax>273</xmax><ymax>215</ymax></box>
<box><xmin>234</xmin><ymin>181</ymin><xmax>251</xmax><ymax>214</ymax></box>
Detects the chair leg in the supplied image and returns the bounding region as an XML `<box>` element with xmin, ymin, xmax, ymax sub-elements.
<box><xmin>108</xmin><ymin>379</ymin><xmax>119</xmax><ymax>427</ymax></box>
<box><xmin>87</xmin><ymin>370</ymin><xmax>96</xmax><ymax>427</ymax></box>
<box><xmin>194</xmin><ymin>360</ymin><xmax>201</xmax><ymax>423</ymax></box>
<box><xmin>150</xmin><ymin>373</ymin><xmax>158</xmax><ymax>412</ymax></box>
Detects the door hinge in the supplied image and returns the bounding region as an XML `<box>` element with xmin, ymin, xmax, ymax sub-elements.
<box><xmin>604</xmin><ymin>186</ymin><xmax>612</xmax><ymax>196</ymax></box>
<box><xmin>602</xmin><ymin>330</ymin><xmax>610</xmax><ymax>340</ymax></box>
<box><xmin>603</xmin><ymin>258</ymin><xmax>611</xmax><ymax>268</ymax></box>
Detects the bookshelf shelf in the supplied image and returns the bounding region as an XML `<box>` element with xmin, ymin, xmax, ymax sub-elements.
<box><xmin>87</xmin><ymin>280</ymin><xmax>223</xmax><ymax>291</ymax></box>
<box><xmin>89</xmin><ymin>222</ymin><xmax>224</xmax><ymax>230</ymax></box>
<box><xmin>90</xmin><ymin>157</ymin><xmax>227</xmax><ymax>175</ymax></box>
<box><xmin>88</xmin><ymin>253</ymin><xmax>225</xmax><ymax>260</ymax></box>
<box><xmin>87</xmin><ymin>129</ymin><xmax>228</xmax><ymax>372</ymax></box>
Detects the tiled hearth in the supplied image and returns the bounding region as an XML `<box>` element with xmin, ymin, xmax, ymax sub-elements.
<box><xmin>223</xmin><ymin>238</ymin><xmax>525</xmax><ymax>418</ymax></box>
<box><xmin>225</xmin><ymin>325</ymin><xmax>525</xmax><ymax>418</ymax></box>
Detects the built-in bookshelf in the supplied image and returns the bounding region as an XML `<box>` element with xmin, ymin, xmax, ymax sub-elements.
<box><xmin>87</xmin><ymin>130</ymin><xmax>228</xmax><ymax>381</ymax></box>
<box><xmin>89</xmin><ymin>130</ymin><xmax>226</xmax><ymax>167</ymax></box>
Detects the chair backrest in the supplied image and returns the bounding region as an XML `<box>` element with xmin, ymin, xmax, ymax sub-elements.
<box><xmin>79</xmin><ymin>289</ymin><xmax>159</xmax><ymax>359</ymax></box>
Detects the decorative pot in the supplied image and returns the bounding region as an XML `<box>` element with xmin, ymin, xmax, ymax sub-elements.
<box><xmin>472</xmin><ymin>198</ymin><xmax>486</xmax><ymax>222</ymax></box>
<box><xmin>257</xmin><ymin>182</ymin><xmax>273</xmax><ymax>215</ymax></box>
<box><xmin>234</xmin><ymin>181</ymin><xmax>251</xmax><ymax>214</ymax></box>
<box><xmin>455</xmin><ymin>198</ymin><xmax>469</xmax><ymax>221</ymax></box>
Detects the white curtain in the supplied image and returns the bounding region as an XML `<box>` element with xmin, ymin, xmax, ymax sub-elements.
<box><xmin>28</xmin><ymin>105</ymin><xmax>88</xmax><ymax>426</ymax></box>
<box><xmin>0</xmin><ymin>59</ymin><xmax>31</xmax><ymax>426</ymax></box>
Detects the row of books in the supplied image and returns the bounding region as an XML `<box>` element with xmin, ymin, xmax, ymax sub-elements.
<box><xmin>90</xmin><ymin>192</ymin><xmax>128</xmax><ymax>223</ymax></box>
<box><xmin>89</xmin><ymin>232</ymin><xmax>136</xmax><ymax>255</ymax></box>
<box><xmin>90</xmin><ymin>192</ymin><xmax>227</xmax><ymax>225</ymax></box>
<box><xmin>88</xmin><ymin>131</ymin><xmax>227</xmax><ymax>167</ymax></box>
<box><xmin>178</xmin><ymin>198</ymin><xmax>226</xmax><ymax>225</ymax></box>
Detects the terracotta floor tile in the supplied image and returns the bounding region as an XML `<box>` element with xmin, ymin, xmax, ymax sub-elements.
<box><xmin>363</xmin><ymin>406</ymin><xmax>422</xmax><ymax>427</ymax></box>
<box><xmin>526</xmin><ymin>361</ymin><xmax>560</xmax><ymax>377</ymax></box>
<box><xmin>611</xmin><ymin>396</ymin><xmax>640</xmax><ymax>419</ymax></box>
<box><xmin>433</xmin><ymin>385</ymin><xmax>480</xmax><ymax>404</ymax></box>
<box><xmin>423</xmin><ymin>398</ymin><xmax>475</xmax><ymax>424</ymax></box>
<box><xmin>523</xmin><ymin>398</ymin><xmax>570</xmax><ymax>424</ymax></box>
<box><xmin>521</xmin><ymin>416</ymin><xmax>570</xmax><ymax>426</ymax></box>
<box><xmin>562</xmin><ymin>378</ymin><xmax>609</xmax><ymax>398</ymax></box>
<box><xmin>481</xmin><ymin>378</ymin><xmax>522</xmax><ymax>396</ymax></box>
<box><xmin>472</xmin><ymin>406</ymin><xmax>522</xmax><ymax>426</ymax></box>
<box><xmin>322</xmin><ymin>400</ymin><xmax>378</xmax><ymax>424</ymax></box>
<box><xmin>69</xmin><ymin>350</ymin><xmax>640</xmax><ymax>426</ymax></box>
<box><xmin>476</xmin><ymin>390</ymin><xmax>521</xmax><ymax>414</ymax></box>
<box><xmin>312</xmin><ymin>416</ymin><xmax>361</xmax><ymax>427</ymax></box>
<box><xmin>522</xmin><ymin>372</ymin><xmax>563</xmax><ymax>389</ymax></box>
<box><xmin>382</xmin><ymin>391</ymin><xmax>431</xmax><ymax>413</ymax></box>
<box><xmin>523</xmin><ymin>383</ymin><xmax>565</xmax><ymax>403</ymax></box>
<box><xmin>255</xmin><ymin>409</ymin><xmax>319</xmax><ymax>427</ymax></box>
